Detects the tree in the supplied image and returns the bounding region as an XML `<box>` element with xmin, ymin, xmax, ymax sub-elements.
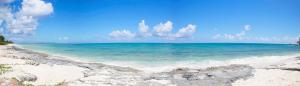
<box><xmin>0</xmin><ymin>35</ymin><xmax>13</xmax><ymax>45</ymax></box>
<box><xmin>0</xmin><ymin>35</ymin><xmax>4</xmax><ymax>42</ymax></box>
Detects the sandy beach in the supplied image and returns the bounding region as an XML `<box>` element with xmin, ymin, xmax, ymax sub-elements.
<box><xmin>0</xmin><ymin>45</ymin><xmax>300</xmax><ymax>86</ymax></box>
<box><xmin>1</xmin><ymin>0</ymin><xmax>299</xmax><ymax>85</ymax></box>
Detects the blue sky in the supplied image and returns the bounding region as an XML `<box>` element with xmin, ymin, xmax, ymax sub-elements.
<box><xmin>1</xmin><ymin>0</ymin><xmax>300</xmax><ymax>43</ymax></box>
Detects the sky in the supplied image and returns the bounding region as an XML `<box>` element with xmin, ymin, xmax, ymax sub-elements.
<box><xmin>0</xmin><ymin>0</ymin><xmax>300</xmax><ymax>43</ymax></box>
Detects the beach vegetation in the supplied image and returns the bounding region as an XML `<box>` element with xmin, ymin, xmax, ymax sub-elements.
<box><xmin>54</xmin><ymin>81</ymin><xmax>66</xmax><ymax>86</ymax></box>
<box><xmin>11</xmin><ymin>77</ymin><xmax>35</xmax><ymax>86</ymax></box>
<box><xmin>0</xmin><ymin>35</ymin><xmax>13</xmax><ymax>45</ymax></box>
<box><xmin>23</xmin><ymin>83</ymin><xmax>35</xmax><ymax>86</ymax></box>
<box><xmin>0</xmin><ymin>64</ymin><xmax>12</xmax><ymax>75</ymax></box>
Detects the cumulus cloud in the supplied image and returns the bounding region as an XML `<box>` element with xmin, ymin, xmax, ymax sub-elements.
<box><xmin>137</xmin><ymin>20</ymin><xmax>151</xmax><ymax>37</ymax></box>
<box><xmin>7</xmin><ymin>15</ymin><xmax>38</xmax><ymax>36</ymax></box>
<box><xmin>109</xmin><ymin>20</ymin><xmax>197</xmax><ymax>40</ymax></box>
<box><xmin>109</xmin><ymin>30</ymin><xmax>135</xmax><ymax>40</ymax></box>
<box><xmin>213</xmin><ymin>25</ymin><xmax>251</xmax><ymax>40</ymax></box>
<box><xmin>18</xmin><ymin>0</ymin><xmax>53</xmax><ymax>17</ymax></box>
<box><xmin>138</xmin><ymin>20</ymin><xmax>149</xmax><ymax>33</ymax></box>
<box><xmin>0</xmin><ymin>0</ymin><xmax>53</xmax><ymax>38</ymax></box>
<box><xmin>0</xmin><ymin>6</ymin><xmax>13</xmax><ymax>22</ymax></box>
<box><xmin>213</xmin><ymin>25</ymin><xmax>299</xmax><ymax>43</ymax></box>
<box><xmin>175</xmin><ymin>24</ymin><xmax>196</xmax><ymax>38</ymax></box>
<box><xmin>153</xmin><ymin>21</ymin><xmax>173</xmax><ymax>38</ymax></box>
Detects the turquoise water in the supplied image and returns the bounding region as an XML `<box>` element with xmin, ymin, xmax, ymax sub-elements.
<box><xmin>18</xmin><ymin>43</ymin><xmax>300</xmax><ymax>67</ymax></box>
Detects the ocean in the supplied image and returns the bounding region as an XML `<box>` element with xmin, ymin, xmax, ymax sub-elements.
<box><xmin>18</xmin><ymin>43</ymin><xmax>300</xmax><ymax>71</ymax></box>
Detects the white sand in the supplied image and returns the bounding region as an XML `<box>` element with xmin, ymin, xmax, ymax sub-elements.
<box><xmin>14</xmin><ymin>64</ymin><xmax>85</xmax><ymax>85</ymax></box>
<box><xmin>233</xmin><ymin>69</ymin><xmax>300</xmax><ymax>86</ymax></box>
<box><xmin>0</xmin><ymin>46</ymin><xmax>86</xmax><ymax>85</ymax></box>
<box><xmin>0</xmin><ymin>58</ymin><xmax>25</xmax><ymax>65</ymax></box>
<box><xmin>0</xmin><ymin>57</ymin><xmax>86</xmax><ymax>85</ymax></box>
<box><xmin>1</xmin><ymin>45</ymin><xmax>300</xmax><ymax>86</ymax></box>
<box><xmin>233</xmin><ymin>56</ymin><xmax>300</xmax><ymax>86</ymax></box>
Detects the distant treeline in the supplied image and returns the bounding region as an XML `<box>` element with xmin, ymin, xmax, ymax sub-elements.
<box><xmin>0</xmin><ymin>35</ymin><xmax>13</xmax><ymax>45</ymax></box>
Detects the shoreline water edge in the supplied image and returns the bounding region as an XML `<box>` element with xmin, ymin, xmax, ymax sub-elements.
<box><xmin>1</xmin><ymin>44</ymin><xmax>300</xmax><ymax>86</ymax></box>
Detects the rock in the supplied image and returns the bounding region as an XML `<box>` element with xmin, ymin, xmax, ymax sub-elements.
<box><xmin>144</xmin><ymin>64</ymin><xmax>254</xmax><ymax>86</ymax></box>
<box><xmin>145</xmin><ymin>73</ymin><xmax>171</xmax><ymax>80</ymax></box>
<box><xmin>135</xmin><ymin>80</ymin><xmax>172</xmax><ymax>86</ymax></box>
<box><xmin>17</xmin><ymin>73</ymin><xmax>37</xmax><ymax>82</ymax></box>
<box><xmin>25</xmin><ymin>60</ymin><xmax>40</xmax><ymax>66</ymax></box>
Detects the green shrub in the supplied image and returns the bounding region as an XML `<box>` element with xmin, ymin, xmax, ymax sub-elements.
<box><xmin>0</xmin><ymin>64</ymin><xmax>12</xmax><ymax>75</ymax></box>
<box><xmin>0</xmin><ymin>35</ymin><xmax>13</xmax><ymax>45</ymax></box>
<box><xmin>54</xmin><ymin>81</ymin><xmax>66</xmax><ymax>86</ymax></box>
<box><xmin>11</xmin><ymin>77</ymin><xmax>35</xmax><ymax>86</ymax></box>
<box><xmin>0</xmin><ymin>35</ymin><xmax>4</xmax><ymax>42</ymax></box>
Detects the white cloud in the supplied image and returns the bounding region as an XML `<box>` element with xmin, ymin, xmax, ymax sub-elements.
<box><xmin>153</xmin><ymin>21</ymin><xmax>173</xmax><ymax>38</ymax></box>
<box><xmin>213</xmin><ymin>25</ymin><xmax>251</xmax><ymax>40</ymax></box>
<box><xmin>109</xmin><ymin>20</ymin><xmax>197</xmax><ymax>40</ymax></box>
<box><xmin>254</xmin><ymin>37</ymin><xmax>271</xmax><ymax>41</ymax></box>
<box><xmin>7</xmin><ymin>15</ymin><xmax>38</xmax><ymax>36</ymax></box>
<box><xmin>250</xmin><ymin>36</ymin><xmax>299</xmax><ymax>43</ymax></box>
<box><xmin>18</xmin><ymin>0</ymin><xmax>53</xmax><ymax>17</ymax></box>
<box><xmin>213</xmin><ymin>34</ymin><xmax>221</xmax><ymax>39</ymax></box>
<box><xmin>0</xmin><ymin>0</ymin><xmax>53</xmax><ymax>38</ymax></box>
<box><xmin>244</xmin><ymin>25</ymin><xmax>251</xmax><ymax>31</ymax></box>
<box><xmin>138</xmin><ymin>20</ymin><xmax>149</xmax><ymax>33</ymax></box>
<box><xmin>0</xmin><ymin>6</ymin><xmax>13</xmax><ymax>22</ymax></box>
<box><xmin>109</xmin><ymin>30</ymin><xmax>135</xmax><ymax>40</ymax></box>
<box><xmin>175</xmin><ymin>24</ymin><xmax>196</xmax><ymax>38</ymax></box>
<box><xmin>212</xmin><ymin>25</ymin><xmax>300</xmax><ymax>44</ymax></box>
<box><xmin>223</xmin><ymin>34</ymin><xmax>235</xmax><ymax>39</ymax></box>
<box><xmin>137</xmin><ymin>20</ymin><xmax>151</xmax><ymax>37</ymax></box>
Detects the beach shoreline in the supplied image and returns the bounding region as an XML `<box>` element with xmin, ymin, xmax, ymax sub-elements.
<box><xmin>1</xmin><ymin>45</ymin><xmax>300</xmax><ymax>86</ymax></box>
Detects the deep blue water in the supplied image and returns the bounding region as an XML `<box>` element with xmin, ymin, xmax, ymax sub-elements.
<box><xmin>18</xmin><ymin>43</ymin><xmax>300</xmax><ymax>67</ymax></box>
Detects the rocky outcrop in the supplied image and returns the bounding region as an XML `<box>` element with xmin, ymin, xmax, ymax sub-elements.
<box><xmin>1</xmin><ymin>46</ymin><xmax>255</xmax><ymax>86</ymax></box>
<box><xmin>68</xmin><ymin>64</ymin><xmax>254</xmax><ymax>86</ymax></box>
<box><xmin>25</xmin><ymin>60</ymin><xmax>40</xmax><ymax>66</ymax></box>
<box><xmin>17</xmin><ymin>73</ymin><xmax>37</xmax><ymax>82</ymax></box>
<box><xmin>140</xmin><ymin>65</ymin><xmax>254</xmax><ymax>86</ymax></box>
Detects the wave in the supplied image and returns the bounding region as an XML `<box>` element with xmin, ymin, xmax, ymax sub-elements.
<box><xmin>97</xmin><ymin>53</ymin><xmax>300</xmax><ymax>72</ymax></box>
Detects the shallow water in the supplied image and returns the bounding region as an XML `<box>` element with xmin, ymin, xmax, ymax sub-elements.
<box><xmin>18</xmin><ymin>43</ymin><xmax>300</xmax><ymax>70</ymax></box>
